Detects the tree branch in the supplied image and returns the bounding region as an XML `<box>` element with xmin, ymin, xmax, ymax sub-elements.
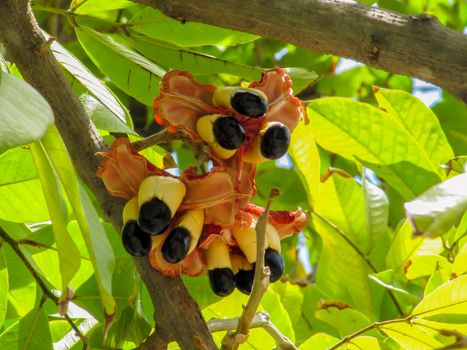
<box><xmin>208</xmin><ymin>312</ymin><xmax>297</xmax><ymax>350</ymax></box>
<box><xmin>132</xmin><ymin>0</ymin><xmax>467</xmax><ymax>103</ymax></box>
<box><xmin>0</xmin><ymin>2</ymin><xmax>216</xmax><ymax>349</ymax></box>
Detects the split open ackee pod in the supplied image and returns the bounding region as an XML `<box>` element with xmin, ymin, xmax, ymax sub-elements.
<box><xmin>161</xmin><ymin>209</ymin><xmax>204</xmax><ymax>264</ymax></box>
<box><xmin>205</xmin><ymin>237</ymin><xmax>235</xmax><ymax>297</ymax></box>
<box><xmin>121</xmin><ymin>197</ymin><xmax>152</xmax><ymax>257</ymax></box>
<box><xmin>138</xmin><ymin>175</ymin><xmax>186</xmax><ymax>235</ymax></box>
<box><xmin>212</xmin><ymin>86</ymin><xmax>268</xmax><ymax>118</ymax></box>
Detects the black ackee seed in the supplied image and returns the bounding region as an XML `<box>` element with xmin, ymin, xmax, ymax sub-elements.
<box><xmin>138</xmin><ymin>198</ymin><xmax>171</xmax><ymax>235</ymax></box>
<box><xmin>264</xmin><ymin>248</ymin><xmax>285</xmax><ymax>282</ymax></box>
<box><xmin>121</xmin><ymin>221</ymin><xmax>151</xmax><ymax>257</ymax></box>
<box><xmin>213</xmin><ymin>117</ymin><xmax>245</xmax><ymax>150</ymax></box>
<box><xmin>208</xmin><ymin>268</ymin><xmax>235</xmax><ymax>297</ymax></box>
<box><xmin>234</xmin><ymin>268</ymin><xmax>255</xmax><ymax>295</ymax></box>
<box><xmin>161</xmin><ymin>227</ymin><xmax>192</xmax><ymax>264</ymax></box>
<box><xmin>260</xmin><ymin>124</ymin><xmax>291</xmax><ymax>160</ymax></box>
<box><xmin>231</xmin><ymin>90</ymin><xmax>268</xmax><ymax>118</ymax></box>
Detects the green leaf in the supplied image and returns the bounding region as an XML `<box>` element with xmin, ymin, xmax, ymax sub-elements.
<box><xmin>181</xmin><ymin>275</ymin><xmax>221</xmax><ymax>310</ymax></box>
<box><xmin>129</xmin><ymin>35</ymin><xmax>262</xmax><ymax>81</ymax></box>
<box><xmin>0</xmin><ymin>246</ymin><xmax>8</xmax><ymax>328</ymax></box>
<box><xmin>0</xmin><ymin>72</ymin><xmax>53</xmax><ymax>153</ymax></box>
<box><xmin>72</xmin><ymin>0</ymin><xmax>135</xmax><ymax>14</ymax></box>
<box><xmin>50</xmin><ymin>35</ymin><xmax>133</xmax><ymax>129</ymax></box>
<box><xmin>375</xmin><ymin>89</ymin><xmax>454</xmax><ymax>170</ymax></box>
<box><xmin>315</xmin><ymin>307</ymin><xmax>371</xmax><ymax>338</ymax></box>
<box><xmin>343</xmin><ymin>336</ymin><xmax>382</xmax><ymax>350</ymax></box>
<box><xmin>412</xmin><ymin>274</ymin><xmax>467</xmax><ymax>319</ymax></box>
<box><xmin>80</xmin><ymin>93</ymin><xmax>135</xmax><ymax>134</ymax></box>
<box><xmin>282</xmin><ymin>67</ymin><xmax>319</xmax><ymax>94</ymax></box>
<box><xmin>404</xmin><ymin>255</ymin><xmax>451</xmax><ymax>280</ymax></box>
<box><xmin>289</xmin><ymin>120</ymin><xmax>321</xmax><ymax>206</ymax></box>
<box><xmin>76</xmin><ymin>27</ymin><xmax>165</xmax><ymax>105</ymax></box>
<box><xmin>129</xmin><ymin>8</ymin><xmax>259</xmax><ymax>47</ymax></box>
<box><xmin>262</xmin><ymin>290</ymin><xmax>295</xmax><ymax>343</ymax></box>
<box><xmin>41</xmin><ymin>125</ymin><xmax>115</xmax><ymax>316</ymax></box>
<box><xmin>432</xmin><ymin>92</ymin><xmax>467</xmax><ymax>155</ymax></box>
<box><xmin>380</xmin><ymin>322</ymin><xmax>444</xmax><ymax>350</ymax></box>
<box><xmin>308</xmin><ymin>97</ymin><xmax>443</xmax><ymax>199</ymax></box>
<box><xmin>386</xmin><ymin>220</ymin><xmax>423</xmax><ymax>272</ymax></box>
<box><xmin>104</xmin><ymin>306</ymin><xmax>151</xmax><ymax>348</ymax></box>
<box><xmin>452</xmin><ymin>242</ymin><xmax>467</xmax><ymax>276</ymax></box>
<box><xmin>29</xmin><ymin>140</ymin><xmax>81</xmax><ymax>297</ymax></box>
<box><xmin>299</xmin><ymin>333</ymin><xmax>338</xmax><ymax>350</ymax></box>
<box><xmin>0</xmin><ymin>305</ymin><xmax>53</xmax><ymax>350</ymax></box>
<box><xmin>313</xmin><ymin>173</ymin><xmax>374</xmax><ymax>317</ymax></box>
<box><xmin>405</xmin><ymin>172</ymin><xmax>467</xmax><ymax>237</ymax></box>
<box><xmin>424</xmin><ymin>270</ymin><xmax>449</xmax><ymax>297</ymax></box>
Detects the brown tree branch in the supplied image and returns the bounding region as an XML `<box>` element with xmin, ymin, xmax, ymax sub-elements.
<box><xmin>132</xmin><ymin>0</ymin><xmax>467</xmax><ymax>103</ymax></box>
<box><xmin>0</xmin><ymin>1</ymin><xmax>216</xmax><ymax>349</ymax></box>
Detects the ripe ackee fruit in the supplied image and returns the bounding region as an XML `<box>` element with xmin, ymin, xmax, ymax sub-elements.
<box><xmin>161</xmin><ymin>209</ymin><xmax>204</xmax><ymax>263</ymax></box>
<box><xmin>137</xmin><ymin>175</ymin><xmax>186</xmax><ymax>235</ymax></box>
<box><xmin>243</xmin><ymin>122</ymin><xmax>291</xmax><ymax>163</ymax></box>
<box><xmin>121</xmin><ymin>197</ymin><xmax>151</xmax><ymax>257</ymax></box>
<box><xmin>205</xmin><ymin>237</ymin><xmax>235</xmax><ymax>297</ymax></box>
<box><xmin>212</xmin><ymin>87</ymin><xmax>268</xmax><ymax>118</ymax></box>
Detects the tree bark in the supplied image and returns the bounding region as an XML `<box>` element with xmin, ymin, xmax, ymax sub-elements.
<box><xmin>0</xmin><ymin>1</ymin><xmax>215</xmax><ymax>349</ymax></box>
<box><xmin>133</xmin><ymin>0</ymin><xmax>467</xmax><ymax>103</ymax></box>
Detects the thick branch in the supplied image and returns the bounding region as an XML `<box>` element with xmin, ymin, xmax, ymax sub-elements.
<box><xmin>0</xmin><ymin>2</ymin><xmax>215</xmax><ymax>349</ymax></box>
<box><xmin>133</xmin><ymin>0</ymin><xmax>467</xmax><ymax>103</ymax></box>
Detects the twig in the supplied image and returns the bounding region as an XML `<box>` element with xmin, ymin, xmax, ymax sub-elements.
<box><xmin>131</xmin><ymin>129</ymin><xmax>183</xmax><ymax>152</ymax></box>
<box><xmin>327</xmin><ymin>315</ymin><xmax>412</xmax><ymax>350</ymax></box>
<box><xmin>0</xmin><ymin>228</ymin><xmax>87</xmax><ymax>344</ymax></box>
<box><xmin>208</xmin><ymin>312</ymin><xmax>297</xmax><ymax>350</ymax></box>
<box><xmin>312</xmin><ymin>211</ymin><xmax>405</xmax><ymax>317</ymax></box>
<box><xmin>221</xmin><ymin>188</ymin><xmax>280</xmax><ymax>350</ymax></box>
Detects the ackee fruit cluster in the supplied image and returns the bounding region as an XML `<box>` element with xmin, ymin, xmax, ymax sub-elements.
<box><xmin>97</xmin><ymin>68</ymin><xmax>309</xmax><ymax>296</ymax></box>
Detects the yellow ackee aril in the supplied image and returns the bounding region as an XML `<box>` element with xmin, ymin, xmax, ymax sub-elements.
<box><xmin>176</xmin><ymin>209</ymin><xmax>204</xmax><ymax>254</ymax></box>
<box><xmin>196</xmin><ymin>114</ymin><xmax>237</xmax><ymax>159</ymax></box>
<box><xmin>230</xmin><ymin>254</ymin><xmax>253</xmax><ymax>274</ymax></box>
<box><xmin>266</xmin><ymin>222</ymin><xmax>281</xmax><ymax>253</ymax></box>
<box><xmin>138</xmin><ymin>175</ymin><xmax>186</xmax><ymax>217</ymax></box>
<box><xmin>206</xmin><ymin>237</ymin><xmax>232</xmax><ymax>270</ymax></box>
<box><xmin>122</xmin><ymin>197</ymin><xmax>139</xmax><ymax>224</ymax></box>
<box><xmin>232</xmin><ymin>217</ymin><xmax>268</xmax><ymax>263</ymax></box>
<box><xmin>212</xmin><ymin>86</ymin><xmax>268</xmax><ymax>110</ymax></box>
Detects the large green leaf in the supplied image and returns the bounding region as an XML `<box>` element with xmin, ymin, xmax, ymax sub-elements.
<box><xmin>129</xmin><ymin>35</ymin><xmax>262</xmax><ymax>81</ymax></box>
<box><xmin>432</xmin><ymin>92</ymin><xmax>467</xmax><ymax>155</ymax></box>
<box><xmin>380</xmin><ymin>322</ymin><xmax>444</xmax><ymax>350</ymax></box>
<box><xmin>0</xmin><ymin>305</ymin><xmax>53</xmax><ymax>350</ymax></box>
<box><xmin>289</xmin><ymin>120</ymin><xmax>321</xmax><ymax>206</ymax></box>
<box><xmin>262</xmin><ymin>290</ymin><xmax>295</xmax><ymax>343</ymax></box>
<box><xmin>405</xmin><ymin>172</ymin><xmax>467</xmax><ymax>237</ymax></box>
<box><xmin>375</xmin><ymin>89</ymin><xmax>454</xmax><ymax>170</ymax></box>
<box><xmin>386</xmin><ymin>221</ymin><xmax>423</xmax><ymax>272</ymax></box>
<box><xmin>41</xmin><ymin>125</ymin><xmax>115</xmax><ymax>316</ymax></box>
<box><xmin>129</xmin><ymin>8</ymin><xmax>259</xmax><ymax>47</ymax></box>
<box><xmin>0</xmin><ymin>246</ymin><xmax>8</xmax><ymax>328</ymax></box>
<box><xmin>308</xmin><ymin>97</ymin><xmax>442</xmax><ymax>199</ymax></box>
<box><xmin>29</xmin><ymin>140</ymin><xmax>81</xmax><ymax>298</ymax></box>
<box><xmin>298</xmin><ymin>333</ymin><xmax>338</xmax><ymax>350</ymax></box>
<box><xmin>0</xmin><ymin>72</ymin><xmax>53</xmax><ymax>153</ymax></box>
<box><xmin>313</xmin><ymin>173</ymin><xmax>374</xmax><ymax>317</ymax></box>
<box><xmin>73</xmin><ymin>0</ymin><xmax>134</xmax><ymax>14</ymax></box>
<box><xmin>76</xmin><ymin>27</ymin><xmax>165</xmax><ymax>106</ymax></box>
<box><xmin>315</xmin><ymin>307</ymin><xmax>372</xmax><ymax>338</ymax></box>
<box><xmin>412</xmin><ymin>274</ymin><xmax>467</xmax><ymax>319</ymax></box>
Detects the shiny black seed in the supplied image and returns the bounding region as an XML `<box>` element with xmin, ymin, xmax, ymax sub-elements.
<box><xmin>138</xmin><ymin>198</ymin><xmax>171</xmax><ymax>235</ymax></box>
<box><xmin>260</xmin><ymin>124</ymin><xmax>291</xmax><ymax>159</ymax></box>
<box><xmin>208</xmin><ymin>268</ymin><xmax>235</xmax><ymax>297</ymax></box>
<box><xmin>231</xmin><ymin>90</ymin><xmax>268</xmax><ymax>118</ymax></box>
<box><xmin>264</xmin><ymin>248</ymin><xmax>284</xmax><ymax>282</ymax></box>
<box><xmin>213</xmin><ymin>117</ymin><xmax>245</xmax><ymax>150</ymax></box>
<box><xmin>121</xmin><ymin>221</ymin><xmax>151</xmax><ymax>257</ymax></box>
<box><xmin>234</xmin><ymin>268</ymin><xmax>255</xmax><ymax>295</ymax></box>
<box><xmin>161</xmin><ymin>227</ymin><xmax>192</xmax><ymax>264</ymax></box>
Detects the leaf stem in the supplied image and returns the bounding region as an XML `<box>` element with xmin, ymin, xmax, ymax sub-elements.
<box><xmin>0</xmin><ymin>227</ymin><xmax>87</xmax><ymax>344</ymax></box>
<box><xmin>312</xmin><ymin>211</ymin><xmax>405</xmax><ymax>316</ymax></box>
<box><xmin>130</xmin><ymin>129</ymin><xmax>184</xmax><ymax>152</ymax></box>
<box><xmin>221</xmin><ymin>188</ymin><xmax>280</xmax><ymax>350</ymax></box>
